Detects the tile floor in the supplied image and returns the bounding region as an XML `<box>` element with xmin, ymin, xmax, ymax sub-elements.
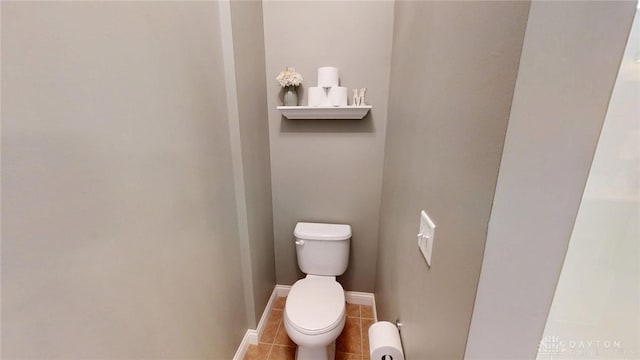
<box><xmin>243</xmin><ymin>296</ymin><xmax>375</xmax><ymax>360</ymax></box>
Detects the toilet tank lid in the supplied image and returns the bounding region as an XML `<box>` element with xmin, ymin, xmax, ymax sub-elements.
<box><xmin>294</xmin><ymin>222</ymin><xmax>352</xmax><ymax>241</ymax></box>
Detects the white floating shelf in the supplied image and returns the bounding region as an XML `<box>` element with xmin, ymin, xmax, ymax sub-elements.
<box><xmin>277</xmin><ymin>105</ymin><xmax>372</xmax><ymax>119</ymax></box>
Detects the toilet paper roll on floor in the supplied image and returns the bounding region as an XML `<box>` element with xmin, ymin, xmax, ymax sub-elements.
<box><xmin>308</xmin><ymin>87</ymin><xmax>329</xmax><ymax>107</ymax></box>
<box><xmin>317</xmin><ymin>66</ymin><xmax>339</xmax><ymax>87</ymax></box>
<box><xmin>369</xmin><ymin>321</ymin><xmax>405</xmax><ymax>360</ymax></box>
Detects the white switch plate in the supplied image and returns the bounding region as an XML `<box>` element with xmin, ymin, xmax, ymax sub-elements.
<box><xmin>418</xmin><ymin>210</ymin><xmax>436</xmax><ymax>266</ymax></box>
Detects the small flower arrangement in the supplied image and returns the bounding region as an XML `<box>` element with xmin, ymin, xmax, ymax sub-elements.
<box><xmin>276</xmin><ymin>67</ymin><xmax>303</xmax><ymax>88</ymax></box>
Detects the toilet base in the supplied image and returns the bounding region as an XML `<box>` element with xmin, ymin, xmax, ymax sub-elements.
<box><xmin>295</xmin><ymin>341</ymin><xmax>335</xmax><ymax>360</ymax></box>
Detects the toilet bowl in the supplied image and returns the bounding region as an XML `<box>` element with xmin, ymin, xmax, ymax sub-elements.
<box><xmin>284</xmin><ymin>222</ymin><xmax>351</xmax><ymax>360</ymax></box>
<box><xmin>284</xmin><ymin>275</ymin><xmax>346</xmax><ymax>360</ymax></box>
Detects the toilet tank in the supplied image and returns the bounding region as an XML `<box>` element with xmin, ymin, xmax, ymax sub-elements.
<box><xmin>294</xmin><ymin>222</ymin><xmax>351</xmax><ymax>276</ymax></box>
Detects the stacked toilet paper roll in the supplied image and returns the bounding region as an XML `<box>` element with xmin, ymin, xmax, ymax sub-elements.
<box><xmin>317</xmin><ymin>67</ymin><xmax>339</xmax><ymax>87</ymax></box>
<box><xmin>308</xmin><ymin>87</ymin><xmax>329</xmax><ymax>107</ymax></box>
<box><xmin>368</xmin><ymin>321</ymin><xmax>405</xmax><ymax>360</ymax></box>
<box><xmin>308</xmin><ymin>66</ymin><xmax>348</xmax><ymax>107</ymax></box>
<box><xmin>328</xmin><ymin>86</ymin><xmax>348</xmax><ymax>107</ymax></box>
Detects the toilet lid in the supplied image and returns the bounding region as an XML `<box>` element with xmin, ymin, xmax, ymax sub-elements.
<box><xmin>285</xmin><ymin>277</ymin><xmax>345</xmax><ymax>335</ymax></box>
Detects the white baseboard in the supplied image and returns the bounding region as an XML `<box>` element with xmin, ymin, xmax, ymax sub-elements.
<box><xmin>345</xmin><ymin>291</ymin><xmax>378</xmax><ymax>321</ymax></box>
<box><xmin>233</xmin><ymin>285</ymin><xmax>281</xmax><ymax>360</ymax></box>
<box><xmin>232</xmin><ymin>329</ymin><xmax>257</xmax><ymax>360</ymax></box>
<box><xmin>256</xmin><ymin>285</ymin><xmax>279</xmax><ymax>341</ymax></box>
<box><xmin>275</xmin><ymin>284</ymin><xmax>291</xmax><ymax>297</ymax></box>
<box><xmin>233</xmin><ymin>284</ymin><xmax>378</xmax><ymax>359</ymax></box>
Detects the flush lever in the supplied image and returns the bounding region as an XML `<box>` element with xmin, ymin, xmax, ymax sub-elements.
<box><xmin>295</xmin><ymin>240</ymin><xmax>305</xmax><ymax>246</ymax></box>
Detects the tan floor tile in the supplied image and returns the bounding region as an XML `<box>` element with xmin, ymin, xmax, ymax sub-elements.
<box><xmin>270</xmin><ymin>309</ymin><xmax>284</xmax><ymax>322</ymax></box>
<box><xmin>251</xmin><ymin>296</ymin><xmax>378</xmax><ymax>360</ymax></box>
<box><xmin>336</xmin><ymin>316</ymin><xmax>362</xmax><ymax>354</ymax></box>
<box><xmin>336</xmin><ymin>352</ymin><xmax>362</xmax><ymax>360</ymax></box>
<box><xmin>346</xmin><ymin>303</ymin><xmax>360</xmax><ymax>317</ymax></box>
<box><xmin>244</xmin><ymin>343</ymin><xmax>271</xmax><ymax>360</ymax></box>
<box><xmin>273</xmin><ymin>323</ymin><xmax>296</xmax><ymax>347</ymax></box>
<box><xmin>268</xmin><ymin>345</ymin><xmax>296</xmax><ymax>360</ymax></box>
<box><xmin>361</xmin><ymin>318</ymin><xmax>375</xmax><ymax>355</ymax></box>
<box><xmin>273</xmin><ymin>296</ymin><xmax>286</xmax><ymax>310</ymax></box>
<box><xmin>361</xmin><ymin>305</ymin><xmax>374</xmax><ymax>319</ymax></box>
<box><xmin>260</xmin><ymin>309</ymin><xmax>283</xmax><ymax>344</ymax></box>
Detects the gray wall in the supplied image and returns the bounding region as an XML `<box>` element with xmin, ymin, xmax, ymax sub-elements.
<box><xmin>465</xmin><ymin>2</ymin><xmax>637</xmax><ymax>358</ymax></box>
<box><xmin>262</xmin><ymin>1</ymin><xmax>394</xmax><ymax>291</ymax></box>
<box><xmin>375</xmin><ymin>1</ymin><xmax>530</xmax><ymax>359</ymax></box>
<box><xmin>229</xmin><ymin>1</ymin><xmax>276</xmax><ymax>325</ymax></box>
<box><xmin>1</xmin><ymin>2</ymin><xmax>247</xmax><ymax>358</ymax></box>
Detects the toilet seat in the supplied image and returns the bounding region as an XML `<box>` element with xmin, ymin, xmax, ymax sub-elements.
<box><xmin>285</xmin><ymin>276</ymin><xmax>345</xmax><ymax>335</ymax></box>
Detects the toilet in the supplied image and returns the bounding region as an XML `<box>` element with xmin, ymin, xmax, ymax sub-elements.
<box><xmin>283</xmin><ymin>222</ymin><xmax>351</xmax><ymax>360</ymax></box>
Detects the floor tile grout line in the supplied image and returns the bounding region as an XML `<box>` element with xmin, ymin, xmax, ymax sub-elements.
<box><xmin>360</xmin><ymin>315</ymin><xmax>364</xmax><ymax>356</ymax></box>
<box><xmin>273</xmin><ymin>320</ymin><xmax>282</xmax><ymax>347</ymax></box>
<box><xmin>266</xmin><ymin>343</ymin><xmax>273</xmax><ymax>360</ymax></box>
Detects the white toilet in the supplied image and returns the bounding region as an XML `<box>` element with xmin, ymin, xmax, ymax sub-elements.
<box><xmin>283</xmin><ymin>222</ymin><xmax>351</xmax><ymax>360</ymax></box>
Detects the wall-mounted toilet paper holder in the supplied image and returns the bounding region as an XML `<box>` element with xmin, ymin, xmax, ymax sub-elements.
<box><xmin>395</xmin><ymin>319</ymin><xmax>403</xmax><ymax>332</ymax></box>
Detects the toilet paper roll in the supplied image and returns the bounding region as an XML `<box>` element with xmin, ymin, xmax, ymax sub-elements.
<box><xmin>369</xmin><ymin>321</ymin><xmax>405</xmax><ymax>360</ymax></box>
<box><xmin>317</xmin><ymin>66</ymin><xmax>339</xmax><ymax>87</ymax></box>
<box><xmin>328</xmin><ymin>86</ymin><xmax>348</xmax><ymax>107</ymax></box>
<box><xmin>308</xmin><ymin>87</ymin><xmax>329</xmax><ymax>107</ymax></box>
